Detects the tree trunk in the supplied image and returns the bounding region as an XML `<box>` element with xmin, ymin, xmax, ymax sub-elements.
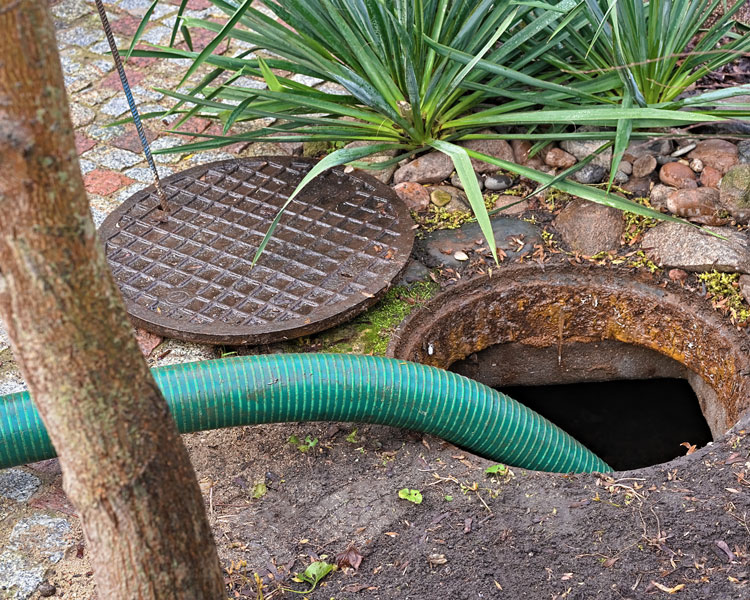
<box><xmin>0</xmin><ymin>2</ymin><xmax>225</xmax><ymax>598</ymax></box>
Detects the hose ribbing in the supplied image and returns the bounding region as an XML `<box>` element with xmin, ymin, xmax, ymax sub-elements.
<box><xmin>0</xmin><ymin>354</ymin><xmax>611</xmax><ymax>472</ymax></box>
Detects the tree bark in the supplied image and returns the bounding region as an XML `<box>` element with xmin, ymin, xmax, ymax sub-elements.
<box><xmin>0</xmin><ymin>2</ymin><xmax>225</xmax><ymax>598</ymax></box>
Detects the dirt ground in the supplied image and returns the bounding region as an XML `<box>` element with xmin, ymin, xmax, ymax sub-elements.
<box><xmin>192</xmin><ymin>413</ymin><xmax>750</xmax><ymax>600</ymax></box>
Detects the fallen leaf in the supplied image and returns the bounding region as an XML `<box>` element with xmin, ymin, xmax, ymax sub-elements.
<box><xmin>342</xmin><ymin>583</ymin><xmax>375</xmax><ymax>593</ymax></box>
<box><xmin>427</xmin><ymin>554</ymin><xmax>447</xmax><ymax>566</ymax></box>
<box><xmin>680</xmin><ymin>442</ymin><xmax>697</xmax><ymax>455</ymax></box>
<box><xmin>336</xmin><ymin>544</ymin><xmax>363</xmax><ymax>570</ymax></box>
<box><xmin>561</xmin><ymin>573</ymin><xmax>573</xmax><ymax>581</ymax></box>
<box><xmin>651</xmin><ymin>581</ymin><xmax>685</xmax><ymax>594</ymax></box>
<box><xmin>603</xmin><ymin>557</ymin><xmax>619</xmax><ymax>568</ymax></box>
<box><xmin>715</xmin><ymin>540</ymin><xmax>735</xmax><ymax>562</ymax></box>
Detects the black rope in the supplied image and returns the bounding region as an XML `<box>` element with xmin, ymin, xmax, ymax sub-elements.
<box><xmin>93</xmin><ymin>0</ymin><xmax>169</xmax><ymax>212</ymax></box>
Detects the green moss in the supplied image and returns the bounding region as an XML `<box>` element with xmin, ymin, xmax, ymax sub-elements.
<box><xmin>276</xmin><ymin>280</ymin><xmax>438</xmax><ymax>356</ymax></box>
<box><xmin>610</xmin><ymin>250</ymin><xmax>660</xmax><ymax>273</ymax></box>
<box><xmin>622</xmin><ymin>197</ymin><xmax>659</xmax><ymax>245</ymax></box>
<box><xmin>354</xmin><ymin>281</ymin><xmax>438</xmax><ymax>355</ymax></box>
<box><xmin>697</xmin><ymin>271</ymin><xmax>750</xmax><ymax>324</ymax></box>
<box><xmin>412</xmin><ymin>194</ymin><xmax>496</xmax><ymax>233</ymax></box>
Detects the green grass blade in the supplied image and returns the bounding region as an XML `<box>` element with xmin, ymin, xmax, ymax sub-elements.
<box><xmin>126</xmin><ymin>0</ymin><xmax>160</xmax><ymax>60</ymax></box>
<box><xmin>177</xmin><ymin>0</ymin><xmax>254</xmax><ymax>87</ymax></box>
<box><xmin>252</xmin><ymin>143</ymin><xmax>407</xmax><ymax>266</ymax></box>
<box><xmin>430</xmin><ymin>140</ymin><xmax>498</xmax><ymax>263</ymax></box>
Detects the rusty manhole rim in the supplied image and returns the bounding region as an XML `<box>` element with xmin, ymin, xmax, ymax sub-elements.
<box><xmin>99</xmin><ymin>157</ymin><xmax>415</xmax><ymax>345</ymax></box>
<box><xmin>387</xmin><ymin>263</ymin><xmax>750</xmax><ymax>461</ymax></box>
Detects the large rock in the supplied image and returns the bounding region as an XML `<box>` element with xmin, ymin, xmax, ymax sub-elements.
<box><xmin>688</xmin><ymin>139</ymin><xmax>738</xmax><ymax>174</ymax></box>
<box><xmin>719</xmin><ymin>164</ymin><xmax>750</xmax><ymax>223</ymax></box>
<box><xmin>428</xmin><ymin>185</ymin><xmax>469</xmax><ymax>213</ymax></box>
<box><xmin>659</xmin><ymin>162</ymin><xmax>697</xmax><ymax>189</ymax></box>
<box><xmin>571</xmin><ymin>163</ymin><xmax>607</xmax><ymax>184</ymax></box>
<box><xmin>543</xmin><ymin>147</ymin><xmax>576</xmax><ymax>169</ymax></box>
<box><xmin>460</xmin><ymin>135</ymin><xmax>515</xmax><ymax>174</ymax></box>
<box><xmin>622</xmin><ymin>176</ymin><xmax>652</xmax><ymax>199</ymax></box>
<box><xmin>738</xmin><ymin>140</ymin><xmax>750</xmax><ymax>164</ymax></box>
<box><xmin>420</xmin><ymin>217</ymin><xmax>541</xmax><ymax>269</ymax></box>
<box><xmin>393</xmin><ymin>182</ymin><xmax>430</xmax><ymax>212</ymax></box>
<box><xmin>560</xmin><ymin>139</ymin><xmax>612</xmax><ymax>169</ymax></box>
<box><xmin>666</xmin><ymin>188</ymin><xmax>724</xmax><ymax>225</ymax></box>
<box><xmin>649</xmin><ymin>183</ymin><xmax>674</xmax><ymax>211</ymax></box>
<box><xmin>393</xmin><ymin>151</ymin><xmax>453</xmax><ymax>184</ymax></box>
<box><xmin>624</xmin><ymin>138</ymin><xmax>673</xmax><ymax>160</ymax></box>
<box><xmin>510</xmin><ymin>140</ymin><xmax>545</xmax><ymax>169</ymax></box>
<box><xmin>553</xmin><ymin>199</ymin><xmax>624</xmax><ymax>255</ymax></box>
<box><xmin>643</xmin><ymin>222</ymin><xmax>750</xmax><ymax>273</ymax></box>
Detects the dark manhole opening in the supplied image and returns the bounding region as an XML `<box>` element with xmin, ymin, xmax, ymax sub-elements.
<box><xmin>497</xmin><ymin>379</ymin><xmax>712</xmax><ymax>471</ymax></box>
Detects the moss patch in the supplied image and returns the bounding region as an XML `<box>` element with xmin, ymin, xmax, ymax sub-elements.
<box><xmin>351</xmin><ymin>281</ymin><xmax>438</xmax><ymax>355</ymax></box>
<box><xmin>622</xmin><ymin>197</ymin><xmax>659</xmax><ymax>245</ymax></box>
<box><xmin>697</xmin><ymin>271</ymin><xmax>750</xmax><ymax>325</ymax></box>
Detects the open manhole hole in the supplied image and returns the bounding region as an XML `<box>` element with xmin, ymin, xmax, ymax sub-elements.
<box><xmin>387</xmin><ymin>264</ymin><xmax>750</xmax><ymax>471</ymax></box>
<box><xmin>99</xmin><ymin>157</ymin><xmax>414</xmax><ymax>345</ymax></box>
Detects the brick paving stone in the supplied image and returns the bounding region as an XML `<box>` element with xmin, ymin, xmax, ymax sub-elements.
<box><xmin>68</xmin><ymin>103</ymin><xmax>96</xmax><ymax>128</ymax></box>
<box><xmin>124</xmin><ymin>165</ymin><xmax>175</xmax><ymax>182</ymax></box>
<box><xmin>91</xmin><ymin>58</ymin><xmax>115</xmax><ymax>73</ymax></box>
<box><xmin>234</xmin><ymin>76</ymin><xmax>266</xmax><ymax>90</ymax></box>
<box><xmin>166</xmin><ymin>0</ymin><xmax>213</xmax><ymax>9</ymax></box>
<box><xmin>90</xmin><ymin>36</ymin><xmax>126</xmax><ymax>55</ymax></box>
<box><xmin>138</xmin><ymin>25</ymin><xmax>172</xmax><ymax>46</ymax></box>
<box><xmin>56</xmin><ymin>26</ymin><xmax>102</xmax><ymax>48</ymax></box>
<box><xmin>110</xmin><ymin>124</ymin><xmax>157</xmax><ymax>153</ymax></box>
<box><xmin>291</xmin><ymin>73</ymin><xmax>324</xmax><ymax>87</ymax></box>
<box><xmin>150</xmin><ymin>136</ymin><xmax>185</xmax><ymax>164</ymax></box>
<box><xmin>131</xmin><ymin>86</ymin><xmax>164</xmax><ymax>102</ymax></box>
<box><xmin>74</xmin><ymin>132</ymin><xmax>97</xmax><ymax>155</ymax></box>
<box><xmin>83</xmin><ymin>169</ymin><xmax>136</xmax><ymax>196</ymax></box>
<box><xmin>82</xmin><ymin>146</ymin><xmax>143</xmax><ymax>170</ymax></box>
<box><xmin>59</xmin><ymin>55</ymin><xmax>81</xmax><ymax>76</ymax></box>
<box><xmin>101</xmin><ymin>68</ymin><xmax>145</xmax><ymax>91</ymax></box>
<box><xmin>77</xmin><ymin>159</ymin><xmax>97</xmax><ymax>176</ymax></box>
<box><xmin>110</xmin><ymin>14</ymin><xmax>142</xmax><ymax>37</ymax></box>
<box><xmin>50</xmin><ymin>0</ymin><xmax>91</xmax><ymax>22</ymax></box>
<box><xmin>100</xmin><ymin>96</ymin><xmax>131</xmax><ymax>117</ymax></box>
<box><xmin>113</xmin><ymin>182</ymin><xmax>150</xmax><ymax>204</ymax></box>
<box><xmin>77</xmin><ymin>87</ymin><xmax>117</xmax><ymax>106</ymax></box>
<box><xmin>86</xmin><ymin>123</ymin><xmax>126</xmax><ymax>142</ymax></box>
<box><xmin>170</xmin><ymin>116</ymin><xmax>211</xmax><ymax>134</ymax></box>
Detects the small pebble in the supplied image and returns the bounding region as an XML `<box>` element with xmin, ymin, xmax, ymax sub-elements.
<box><xmin>632</xmin><ymin>154</ymin><xmax>657</xmax><ymax>178</ymax></box>
<box><xmin>656</xmin><ymin>155</ymin><xmax>677</xmax><ymax>166</ymax></box>
<box><xmin>483</xmin><ymin>174</ymin><xmax>513</xmax><ymax>191</ymax></box>
<box><xmin>453</xmin><ymin>251</ymin><xmax>469</xmax><ymax>262</ymax></box>
<box><xmin>450</xmin><ymin>171</ymin><xmax>483</xmax><ymax>191</ymax></box>
<box><xmin>671</xmin><ymin>143</ymin><xmax>696</xmax><ymax>157</ymax></box>
<box><xmin>430</xmin><ymin>189</ymin><xmax>452</xmax><ymax>207</ymax></box>
<box><xmin>668</xmin><ymin>269</ymin><xmax>688</xmax><ymax>282</ymax></box>
<box><xmin>39</xmin><ymin>582</ymin><xmax>56</xmax><ymax>597</ymax></box>
<box><xmin>689</xmin><ymin>158</ymin><xmax>704</xmax><ymax>173</ymax></box>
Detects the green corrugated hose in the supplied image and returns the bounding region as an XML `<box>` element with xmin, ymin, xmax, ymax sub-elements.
<box><xmin>0</xmin><ymin>353</ymin><xmax>610</xmax><ymax>472</ymax></box>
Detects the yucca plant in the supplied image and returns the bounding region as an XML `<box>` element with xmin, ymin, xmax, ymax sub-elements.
<box><xmin>515</xmin><ymin>0</ymin><xmax>750</xmax><ymax>185</ymax></box>
<box><xmin>560</xmin><ymin>0</ymin><xmax>750</xmax><ymax>105</ymax></box>
<box><xmin>129</xmin><ymin>0</ymin><xmax>712</xmax><ymax>261</ymax></box>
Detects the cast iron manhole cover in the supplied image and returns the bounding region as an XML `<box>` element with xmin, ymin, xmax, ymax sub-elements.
<box><xmin>99</xmin><ymin>157</ymin><xmax>415</xmax><ymax>345</ymax></box>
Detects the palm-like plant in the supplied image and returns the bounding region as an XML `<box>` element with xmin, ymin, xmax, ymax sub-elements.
<box><xmin>560</xmin><ymin>0</ymin><xmax>750</xmax><ymax>106</ymax></box>
<box><xmin>130</xmin><ymin>0</ymin><xmax>719</xmax><ymax>260</ymax></box>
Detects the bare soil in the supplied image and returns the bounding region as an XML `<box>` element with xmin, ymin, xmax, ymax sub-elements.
<box><xmin>181</xmin><ymin>413</ymin><xmax>750</xmax><ymax>600</ymax></box>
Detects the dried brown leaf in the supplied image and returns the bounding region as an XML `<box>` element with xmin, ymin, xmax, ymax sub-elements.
<box><xmin>336</xmin><ymin>544</ymin><xmax>363</xmax><ymax>570</ymax></box>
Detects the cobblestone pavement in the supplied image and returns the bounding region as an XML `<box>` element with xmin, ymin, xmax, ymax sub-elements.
<box><xmin>1</xmin><ymin>1</ymin><xmax>266</xmax><ymax>597</ymax></box>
